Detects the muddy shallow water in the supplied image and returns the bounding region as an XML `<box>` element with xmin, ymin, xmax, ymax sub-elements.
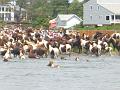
<box><xmin>0</xmin><ymin>55</ymin><xmax>120</xmax><ymax>90</ymax></box>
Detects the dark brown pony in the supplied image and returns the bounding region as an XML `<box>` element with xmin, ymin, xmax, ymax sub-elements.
<box><xmin>28</xmin><ymin>44</ymin><xmax>48</xmax><ymax>58</ymax></box>
<box><xmin>35</xmin><ymin>44</ymin><xmax>48</xmax><ymax>58</ymax></box>
<box><xmin>0</xmin><ymin>35</ymin><xmax>8</xmax><ymax>46</ymax></box>
<box><xmin>71</xmin><ymin>36</ymin><xmax>82</xmax><ymax>53</ymax></box>
<box><xmin>0</xmin><ymin>39</ymin><xmax>6</xmax><ymax>46</ymax></box>
<box><xmin>92</xmin><ymin>32</ymin><xmax>104</xmax><ymax>40</ymax></box>
<box><xmin>28</xmin><ymin>45</ymin><xmax>36</xmax><ymax>58</ymax></box>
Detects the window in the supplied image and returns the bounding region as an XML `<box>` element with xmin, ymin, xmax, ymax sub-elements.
<box><xmin>90</xmin><ymin>16</ymin><xmax>92</xmax><ymax>20</ymax></box>
<box><xmin>5</xmin><ymin>13</ymin><xmax>11</xmax><ymax>21</ymax></box>
<box><xmin>6</xmin><ymin>8</ymin><xmax>9</xmax><ymax>12</ymax></box>
<box><xmin>90</xmin><ymin>6</ymin><xmax>93</xmax><ymax>10</ymax></box>
<box><xmin>112</xmin><ymin>15</ymin><xmax>114</xmax><ymax>20</ymax></box>
<box><xmin>9</xmin><ymin>7</ymin><xmax>11</xmax><ymax>12</ymax></box>
<box><xmin>99</xmin><ymin>15</ymin><xmax>102</xmax><ymax>19</ymax></box>
<box><xmin>106</xmin><ymin>16</ymin><xmax>109</xmax><ymax>20</ymax></box>
<box><xmin>2</xmin><ymin>13</ymin><xmax>4</xmax><ymax>20</ymax></box>
<box><xmin>2</xmin><ymin>7</ymin><xmax>4</xmax><ymax>11</ymax></box>
<box><xmin>115</xmin><ymin>15</ymin><xmax>120</xmax><ymax>19</ymax></box>
<box><xmin>60</xmin><ymin>21</ymin><xmax>66</xmax><ymax>26</ymax></box>
<box><xmin>97</xmin><ymin>6</ymin><xmax>100</xmax><ymax>10</ymax></box>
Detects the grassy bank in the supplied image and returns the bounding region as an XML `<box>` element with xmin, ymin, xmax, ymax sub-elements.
<box><xmin>75</xmin><ymin>24</ymin><xmax>120</xmax><ymax>32</ymax></box>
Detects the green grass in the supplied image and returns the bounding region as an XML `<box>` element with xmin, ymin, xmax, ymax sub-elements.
<box><xmin>74</xmin><ymin>24</ymin><xmax>120</xmax><ymax>32</ymax></box>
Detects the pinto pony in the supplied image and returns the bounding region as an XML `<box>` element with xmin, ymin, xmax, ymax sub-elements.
<box><xmin>59</xmin><ymin>44</ymin><xmax>71</xmax><ymax>56</ymax></box>
<box><xmin>49</xmin><ymin>45</ymin><xmax>59</xmax><ymax>59</ymax></box>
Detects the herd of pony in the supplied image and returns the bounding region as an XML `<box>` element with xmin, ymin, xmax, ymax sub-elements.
<box><xmin>0</xmin><ymin>26</ymin><xmax>120</xmax><ymax>62</ymax></box>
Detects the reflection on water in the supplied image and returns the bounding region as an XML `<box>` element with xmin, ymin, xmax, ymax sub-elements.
<box><xmin>0</xmin><ymin>55</ymin><xmax>120</xmax><ymax>90</ymax></box>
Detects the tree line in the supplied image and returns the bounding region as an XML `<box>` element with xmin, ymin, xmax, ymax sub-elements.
<box><xmin>0</xmin><ymin>0</ymin><xmax>88</xmax><ymax>28</ymax></box>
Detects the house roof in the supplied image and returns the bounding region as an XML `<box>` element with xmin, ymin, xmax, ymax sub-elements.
<box><xmin>84</xmin><ymin>0</ymin><xmax>120</xmax><ymax>14</ymax></box>
<box><xmin>57</xmin><ymin>14</ymin><xmax>82</xmax><ymax>21</ymax></box>
<box><xmin>100</xmin><ymin>3</ymin><xmax>120</xmax><ymax>14</ymax></box>
<box><xmin>97</xmin><ymin>0</ymin><xmax>120</xmax><ymax>4</ymax></box>
<box><xmin>97</xmin><ymin>0</ymin><xmax>120</xmax><ymax>14</ymax></box>
<box><xmin>55</xmin><ymin>14</ymin><xmax>82</xmax><ymax>29</ymax></box>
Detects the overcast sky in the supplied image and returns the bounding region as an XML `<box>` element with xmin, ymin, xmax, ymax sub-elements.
<box><xmin>69</xmin><ymin>0</ymin><xmax>84</xmax><ymax>3</ymax></box>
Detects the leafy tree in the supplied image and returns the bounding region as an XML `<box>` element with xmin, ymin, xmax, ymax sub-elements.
<box><xmin>68</xmin><ymin>0</ymin><xmax>83</xmax><ymax>18</ymax></box>
<box><xmin>50</xmin><ymin>0</ymin><xmax>69</xmax><ymax>18</ymax></box>
<box><xmin>0</xmin><ymin>0</ymin><xmax>10</xmax><ymax>4</ymax></box>
<box><xmin>16</xmin><ymin>0</ymin><xmax>27</xmax><ymax>22</ymax></box>
<box><xmin>30</xmin><ymin>0</ymin><xmax>70</xmax><ymax>28</ymax></box>
<box><xmin>32</xmin><ymin>16</ymin><xmax>49</xmax><ymax>28</ymax></box>
<box><xmin>30</xmin><ymin>0</ymin><xmax>52</xmax><ymax>28</ymax></box>
<box><xmin>32</xmin><ymin>0</ymin><xmax>51</xmax><ymax>17</ymax></box>
<box><xmin>27</xmin><ymin>0</ymin><xmax>84</xmax><ymax>28</ymax></box>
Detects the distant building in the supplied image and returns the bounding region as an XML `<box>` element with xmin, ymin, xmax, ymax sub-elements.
<box><xmin>54</xmin><ymin>14</ymin><xmax>82</xmax><ymax>29</ymax></box>
<box><xmin>0</xmin><ymin>0</ymin><xmax>27</xmax><ymax>22</ymax></box>
<box><xmin>83</xmin><ymin>0</ymin><xmax>120</xmax><ymax>26</ymax></box>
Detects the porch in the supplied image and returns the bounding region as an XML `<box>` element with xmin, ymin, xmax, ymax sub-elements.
<box><xmin>111</xmin><ymin>15</ymin><xmax>120</xmax><ymax>23</ymax></box>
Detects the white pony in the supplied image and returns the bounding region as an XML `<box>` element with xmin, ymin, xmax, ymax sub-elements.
<box><xmin>59</xmin><ymin>44</ymin><xmax>71</xmax><ymax>56</ymax></box>
<box><xmin>111</xmin><ymin>33</ymin><xmax>120</xmax><ymax>39</ymax></box>
<box><xmin>105</xmin><ymin>46</ymin><xmax>113</xmax><ymax>56</ymax></box>
<box><xmin>49</xmin><ymin>45</ymin><xmax>59</xmax><ymax>59</ymax></box>
<box><xmin>89</xmin><ymin>42</ymin><xmax>102</xmax><ymax>56</ymax></box>
<box><xmin>19</xmin><ymin>49</ymin><xmax>25</xmax><ymax>59</ymax></box>
<box><xmin>80</xmin><ymin>39</ymin><xmax>89</xmax><ymax>53</ymax></box>
<box><xmin>3</xmin><ymin>48</ymin><xmax>11</xmax><ymax>61</ymax></box>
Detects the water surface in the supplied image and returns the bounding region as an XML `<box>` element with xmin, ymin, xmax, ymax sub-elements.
<box><xmin>0</xmin><ymin>55</ymin><xmax>120</xmax><ymax>90</ymax></box>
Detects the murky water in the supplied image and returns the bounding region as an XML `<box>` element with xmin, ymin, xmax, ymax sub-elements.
<box><xmin>0</xmin><ymin>55</ymin><xmax>120</xmax><ymax>90</ymax></box>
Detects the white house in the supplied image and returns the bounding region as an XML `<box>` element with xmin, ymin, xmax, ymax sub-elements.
<box><xmin>0</xmin><ymin>4</ymin><xmax>15</xmax><ymax>22</ymax></box>
<box><xmin>55</xmin><ymin>14</ymin><xmax>82</xmax><ymax>29</ymax></box>
<box><xmin>0</xmin><ymin>0</ymin><xmax>27</xmax><ymax>22</ymax></box>
<box><xmin>83</xmin><ymin>0</ymin><xmax>120</xmax><ymax>26</ymax></box>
